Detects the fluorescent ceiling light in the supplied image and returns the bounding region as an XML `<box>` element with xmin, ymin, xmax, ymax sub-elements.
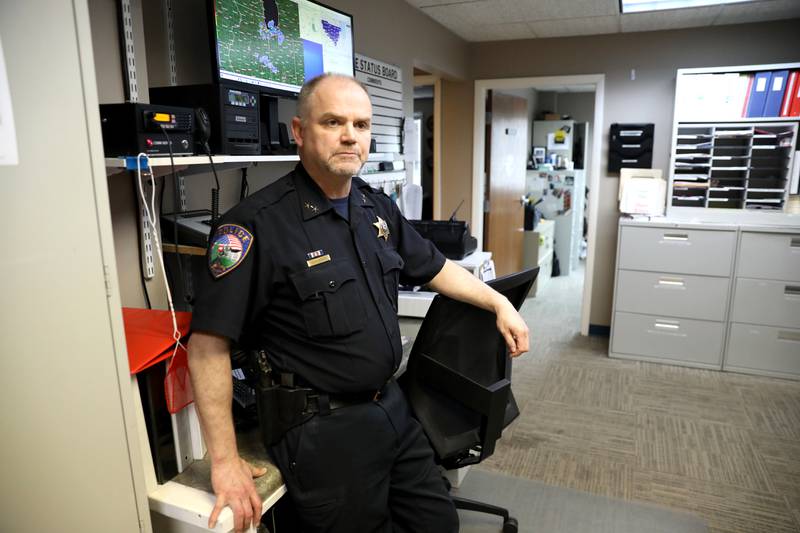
<box><xmin>620</xmin><ymin>0</ymin><xmax>754</xmax><ymax>13</ymax></box>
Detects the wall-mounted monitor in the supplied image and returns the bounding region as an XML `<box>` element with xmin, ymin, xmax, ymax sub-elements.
<box><xmin>210</xmin><ymin>0</ymin><xmax>354</xmax><ymax>96</ymax></box>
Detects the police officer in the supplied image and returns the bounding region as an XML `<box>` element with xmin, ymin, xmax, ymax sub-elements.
<box><xmin>188</xmin><ymin>73</ymin><xmax>530</xmax><ymax>533</ymax></box>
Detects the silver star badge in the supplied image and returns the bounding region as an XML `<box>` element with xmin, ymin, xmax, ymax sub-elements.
<box><xmin>373</xmin><ymin>216</ymin><xmax>390</xmax><ymax>240</ymax></box>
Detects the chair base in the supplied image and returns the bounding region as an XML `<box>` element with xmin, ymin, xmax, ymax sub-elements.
<box><xmin>452</xmin><ymin>495</ymin><xmax>518</xmax><ymax>533</ymax></box>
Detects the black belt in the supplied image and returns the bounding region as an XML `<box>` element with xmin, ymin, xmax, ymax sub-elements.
<box><xmin>304</xmin><ymin>389</ymin><xmax>382</xmax><ymax>416</ymax></box>
<box><xmin>283</xmin><ymin>374</ymin><xmax>386</xmax><ymax>416</ymax></box>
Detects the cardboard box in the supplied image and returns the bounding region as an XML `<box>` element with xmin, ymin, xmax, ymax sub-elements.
<box><xmin>544</xmin><ymin>113</ymin><xmax>561</xmax><ymax>120</ymax></box>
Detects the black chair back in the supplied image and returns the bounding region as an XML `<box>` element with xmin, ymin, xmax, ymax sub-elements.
<box><xmin>401</xmin><ymin>268</ymin><xmax>539</xmax><ymax>469</ymax></box>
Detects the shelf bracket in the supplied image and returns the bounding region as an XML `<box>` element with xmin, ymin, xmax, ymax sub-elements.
<box><xmin>117</xmin><ymin>0</ymin><xmax>139</xmax><ymax>102</ymax></box>
<box><xmin>137</xmin><ymin>170</ymin><xmax>156</xmax><ymax>280</ymax></box>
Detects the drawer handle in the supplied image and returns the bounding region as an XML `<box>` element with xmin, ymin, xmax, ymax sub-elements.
<box><xmin>657</xmin><ymin>277</ymin><xmax>685</xmax><ymax>287</ymax></box>
<box><xmin>785</xmin><ymin>285</ymin><xmax>800</xmax><ymax>297</ymax></box>
<box><xmin>663</xmin><ymin>233</ymin><xmax>689</xmax><ymax>241</ymax></box>
<box><xmin>622</xmin><ymin>144</ymin><xmax>641</xmax><ymax>148</ymax></box>
<box><xmin>654</xmin><ymin>321</ymin><xmax>680</xmax><ymax>330</ymax></box>
<box><xmin>777</xmin><ymin>330</ymin><xmax>800</xmax><ymax>343</ymax></box>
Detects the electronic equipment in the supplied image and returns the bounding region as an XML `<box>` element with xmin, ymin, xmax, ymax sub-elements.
<box><xmin>209</xmin><ymin>0</ymin><xmax>355</xmax><ymax>96</ymax></box>
<box><xmin>410</xmin><ymin>220</ymin><xmax>478</xmax><ymax>260</ymax></box>
<box><xmin>409</xmin><ymin>201</ymin><xmax>478</xmax><ymax>260</ymax></box>
<box><xmin>99</xmin><ymin>103</ymin><xmax>195</xmax><ymax>157</ymax></box>
<box><xmin>259</xmin><ymin>95</ymin><xmax>293</xmax><ymax>154</ymax></box>
<box><xmin>160</xmin><ymin>209</ymin><xmax>215</xmax><ymax>247</ymax></box>
<box><xmin>150</xmin><ymin>84</ymin><xmax>261</xmax><ymax>155</ymax></box>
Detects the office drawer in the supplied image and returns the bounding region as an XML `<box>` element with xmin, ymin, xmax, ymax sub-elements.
<box><xmin>737</xmin><ymin>232</ymin><xmax>800</xmax><ymax>282</ymax></box>
<box><xmin>608</xmin><ymin>151</ymin><xmax>653</xmax><ymax>172</ymax></box>
<box><xmin>725</xmin><ymin>323</ymin><xmax>800</xmax><ymax>378</ymax></box>
<box><xmin>731</xmin><ymin>278</ymin><xmax>800</xmax><ymax>329</ymax></box>
<box><xmin>611</xmin><ymin>137</ymin><xmax>653</xmax><ymax>157</ymax></box>
<box><xmin>610</xmin><ymin>123</ymin><xmax>654</xmax><ymax>144</ymax></box>
<box><xmin>615</xmin><ymin>270</ymin><xmax>729</xmax><ymax>321</ymax></box>
<box><xmin>618</xmin><ymin>226</ymin><xmax>736</xmax><ymax>277</ymax></box>
<box><xmin>611</xmin><ymin>312</ymin><xmax>724</xmax><ymax>366</ymax></box>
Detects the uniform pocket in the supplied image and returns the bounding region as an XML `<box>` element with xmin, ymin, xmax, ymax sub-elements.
<box><xmin>289</xmin><ymin>261</ymin><xmax>367</xmax><ymax>337</ymax></box>
<box><xmin>376</xmin><ymin>248</ymin><xmax>404</xmax><ymax>312</ymax></box>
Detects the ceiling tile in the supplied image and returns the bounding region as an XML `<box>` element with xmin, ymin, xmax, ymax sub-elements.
<box><xmin>510</xmin><ymin>0</ymin><xmax>619</xmax><ymax>21</ymax></box>
<box><xmin>528</xmin><ymin>15</ymin><xmax>620</xmax><ymax>38</ymax></box>
<box><xmin>462</xmin><ymin>21</ymin><xmax>538</xmax><ymax>41</ymax></box>
<box><xmin>714</xmin><ymin>0</ymin><xmax>800</xmax><ymax>25</ymax></box>
<box><xmin>621</xmin><ymin>6</ymin><xmax>721</xmax><ymax>32</ymax></box>
<box><xmin>407</xmin><ymin>0</ymin><xmax>484</xmax><ymax>6</ymax></box>
<box><xmin>422</xmin><ymin>0</ymin><xmax>530</xmax><ymax>26</ymax></box>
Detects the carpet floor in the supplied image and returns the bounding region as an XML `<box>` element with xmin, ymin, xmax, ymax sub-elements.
<box><xmin>475</xmin><ymin>262</ymin><xmax>800</xmax><ymax>533</ymax></box>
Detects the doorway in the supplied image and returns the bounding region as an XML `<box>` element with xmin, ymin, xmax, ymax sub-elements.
<box><xmin>414</xmin><ymin>72</ymin><xmax>442</xmax><ymax>220</ymax></box>
<box><xmin>473</xmin><ymin>75</ymin><xmax>605</xmax><ymax>336</ymax></box>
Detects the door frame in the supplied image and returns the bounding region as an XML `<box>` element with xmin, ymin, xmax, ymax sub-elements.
<box><xmin>414</xmin><ymin>75</ymin><xmax>443</xmax><ymax>219</ymax></box>
<box><xmin>472</xmin><ymin>74</ymin><xmax>605</xmax><ymax>336</ymax></box>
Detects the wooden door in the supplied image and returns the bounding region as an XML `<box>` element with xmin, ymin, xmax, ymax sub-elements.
<box><xmin>485</xmin><ymin>91</ymin><xmax>528</xmax><ymax>276</ymax></box>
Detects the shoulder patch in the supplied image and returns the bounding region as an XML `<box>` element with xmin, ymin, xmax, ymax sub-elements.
<box><xmin>208</xmin><ymin>224</ymin><xmax>254</xmax><ymax>279</ymax></box>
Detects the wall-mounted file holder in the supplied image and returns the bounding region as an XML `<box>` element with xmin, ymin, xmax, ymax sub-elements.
<box><xmin>608</xmin><ymin>123</ymin><xmax>654</xmax><ymax>172</ymax></box>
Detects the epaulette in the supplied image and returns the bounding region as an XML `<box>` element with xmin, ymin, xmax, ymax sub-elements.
<box><xmin>253</xmin><ymin>174</ymin><xmax>295</xmax><ymax>207</ymax></box>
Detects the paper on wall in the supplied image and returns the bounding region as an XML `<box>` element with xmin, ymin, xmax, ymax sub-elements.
<box><xmin>0</xmin><ymin>35</ymin><xmax>18</xmax><ymax>166</ymax></box>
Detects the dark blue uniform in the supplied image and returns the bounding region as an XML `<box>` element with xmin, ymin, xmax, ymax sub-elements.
<box><xmin>192</xmin><ymin>164</ymin><xmax>459</xmax><ymax>532</ymax></box>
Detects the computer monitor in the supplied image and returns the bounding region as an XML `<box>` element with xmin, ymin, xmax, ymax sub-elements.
<box><xmin>210</xmin><ymin>0</ymin><xmax>355</xmax><ymax>95</ymax></box>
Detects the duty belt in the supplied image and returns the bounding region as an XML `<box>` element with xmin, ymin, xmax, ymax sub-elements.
<box><xmin>285</xmin><ymin>373</ymin><xmax>385</xmax><ymax>416</ymax></box>
<box><xmin>304</xmin><ymin>389</ymin><xmax>383</xmax><ymax>416</ymax></box>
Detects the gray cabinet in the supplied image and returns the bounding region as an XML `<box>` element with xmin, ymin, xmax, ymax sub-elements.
<box><xmin>610</xmin><ymin>220</ymin><xmax>735</xmax><ymax>369</ymax></box>
<box><xmin>724</xmin><ymin>229</ymin><xmax>800</xmax><ymax>378</ymax></box>
<box><xmin>611</xmin><ymin>219</ymin><xmax>800</xmax><ymax>380</ymax></box>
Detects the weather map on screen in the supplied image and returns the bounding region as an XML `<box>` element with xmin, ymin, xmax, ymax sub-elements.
<box><xmin>214</xmin><ymin>0</ymin><xmax>354</xmax><ymax>94</ymax></box>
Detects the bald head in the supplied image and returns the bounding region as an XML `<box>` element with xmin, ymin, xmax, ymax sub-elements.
<box><xmin>296</xmin><ymin>73</ymin><xmax>370</xmax><ymax>123</ymax></box>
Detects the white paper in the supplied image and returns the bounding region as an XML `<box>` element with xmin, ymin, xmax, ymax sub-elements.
<box><xmin>0</xmin><ymin>36</ymin><xmax>18</xmax><ymax>166</ymax></box>
<box><xmin>620</xmin><ymin>177</ymin><xmax>666</xmax><ymax>216</ymax></box>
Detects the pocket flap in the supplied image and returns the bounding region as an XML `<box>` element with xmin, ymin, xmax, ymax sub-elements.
<box><xmin>290</xmin><ymin>262</ymin><xmax>357</xmax><ymax>300</ymax></box>
<box><xmin>376</xmin><ymin>248</ymin><xmax>404</xmax><ymax>274</ymax></box>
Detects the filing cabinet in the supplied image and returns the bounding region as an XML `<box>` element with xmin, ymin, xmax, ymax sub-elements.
<box><xmin>724</xmin><ymin>229</ymin><xmax>800</xmax><ymax>378</ymax></box>
<box><xmin>610</xmin><ymin>219</ymin><xmax>800</xmax><ymax>380</ymax></box>
<box><xmin>610</xmin><ymin>221</ymin><xmax>735</xmax><ymax>369</ymax></box>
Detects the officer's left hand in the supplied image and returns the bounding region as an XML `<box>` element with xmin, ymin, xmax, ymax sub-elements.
<box><xmin>495</xmin><ymin>301</ymin><xmax>529</xmax><ymax>357</ymax></box>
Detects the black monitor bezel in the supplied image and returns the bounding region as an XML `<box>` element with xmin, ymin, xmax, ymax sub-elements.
<box><xmin>206</xmin><ymin>0</ymin><xmax>356</xmax><ymax>98</ymax></box>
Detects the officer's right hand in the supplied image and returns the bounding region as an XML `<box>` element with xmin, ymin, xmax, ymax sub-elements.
<box><xmin>209</xmin><ymin>456</ymin><xmax>267</xmax><ymax>532</ymax></box>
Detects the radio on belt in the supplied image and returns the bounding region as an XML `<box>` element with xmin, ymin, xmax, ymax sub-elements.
<box><xmin>99</xmin><ymin>103</ymin><xmax>195</xmax><ymax>157</ymax></box>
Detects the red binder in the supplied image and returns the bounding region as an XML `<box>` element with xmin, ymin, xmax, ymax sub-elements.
<box><xmin>780</xmin><ymin>71</ymin><xmax>798</xmax><ymax>117</ymax></box>
<box><xmin>790</xmin><ymin>72</ymin><xmax>800</xmax><ymax>117</ymax></box>
<box><xmin>122</xmin><ymin>307</ymin><xmax>192</xmax><ymax>374</ymax></box>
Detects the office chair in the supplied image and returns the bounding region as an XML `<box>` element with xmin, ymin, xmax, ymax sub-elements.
<box><xmin>400</xmin><ymin>268</ymin><xmax>539</xmax><ymax>533</ymax></box>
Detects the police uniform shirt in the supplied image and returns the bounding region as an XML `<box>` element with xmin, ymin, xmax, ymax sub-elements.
<box><xmin>191</xmin><ymin>164</ymin><xmax>446</xmax><ymax>394</ymax></box>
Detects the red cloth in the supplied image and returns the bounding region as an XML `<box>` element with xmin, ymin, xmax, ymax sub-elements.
<box><xmin>122</xmin><ymin>307</ymin><xmax>192</xmax><ymax>374</ymax></box>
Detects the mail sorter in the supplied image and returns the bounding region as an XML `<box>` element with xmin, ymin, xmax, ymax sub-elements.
<box><xmin>608</xmin><ymin>123</ymin><xmax>654</xmax><ymax>172</ymax></box>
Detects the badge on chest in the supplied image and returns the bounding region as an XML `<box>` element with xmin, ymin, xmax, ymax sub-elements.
<box><xmin>373</xmin><ymin>216</ymin><xmax>390</xmax><ymax>241</ymax></box>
